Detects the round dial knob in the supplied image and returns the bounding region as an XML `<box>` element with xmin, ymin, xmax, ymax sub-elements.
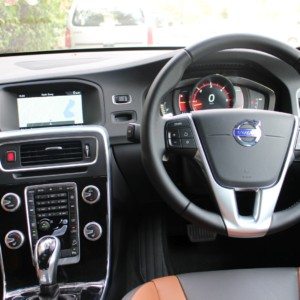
<box><xmin>82</xmin><ymin>186</ymin><xmax>101</xmax><ymax>204</ymax></box>
<box><xmin>1</xmin><ymin>193</ymin><xmax>21</xmax><ymax>212</ymax></box>
<box><xmin>5</xmin><ymin>230</ymin><xmax>25</xmax><ymax>249</ymax></box>
<box><xmin>39</xmin><ymin>219</ymin><xmax>51</xmax><ymax>232</ymax></box>
<box><xmin>83</xmin><ymin>222</ymin><xmax>103</xmax><ymax>241</ymax></box>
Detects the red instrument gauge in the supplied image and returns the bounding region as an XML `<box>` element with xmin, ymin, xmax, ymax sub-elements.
<box><xmin>190</xmin><ymin>75</ymin><xmax>235</xmax><ymax>111</ymax></box>
<box><xmin>178</xmin><ymin>91</ymin><xmax>189</xmax><ymax>113</ymax></box>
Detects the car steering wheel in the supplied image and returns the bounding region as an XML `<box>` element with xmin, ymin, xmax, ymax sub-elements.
<box><xmin>141</xmin><ymin>34</ymin><xmax>300</xmax><ymax>238</ymax></box>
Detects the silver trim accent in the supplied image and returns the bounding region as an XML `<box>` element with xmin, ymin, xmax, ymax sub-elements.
<box><xmin>0</xmin><ymin>244</ymin><xmax>7</xmax><ymax>297</ymax></box>
<box><xmin>52</xmin><ymin>225</ymin><xmax>68</xmax><ymax>237</ymax></box>
<box><xmin>83</xmin><ymin>222</ymin><xmax>103</xmax><ymax>241</ymax></box>
<box><xmin>0</xmin><ymin>125</ymin><xmax>111</xmax><ymax>300</ymax></box>
<box><xmin>5</xmin><ymin>280</ymin><xmax>105</xmax><ymax>299</ymax></box>
<box><xmin>4</xmin><ymin>230</ymin><xmax>25</xmax><ymax>250</ymax></box>
<box><xmin>24</xmin><ymin>182</ymin><xmax>81</xmax><ymax>266</ymax></box>
<box><xmin>0</xmin><ymin>127</ymin><xmax>99</xmax><ymax>173</ymax></box>
<box><xmin>112</xmin><ymin>94</ymin><xmax>132</xmax><ymax>105</ymax></box>
<box><xmin>45</xmin><ymin>146</ymin><xmax>63</xmax><ymax>151</ymax></box>
<box><xmin>82</xmin><ymin>185</ymin><xmax>101</xmax><ymax>204</ymax></box>
<box><xmin>34</xmin><ymin>236</ymin><xmax>60</xmax><ymax>285</ymax></box>
<box><xmin>166</xmin><ymin>113</ymin><xmax>298</xmax><ymax>238</ymax></box>
<box><xmin>1</xmin><ymin>193</ymin><xmax>21</xmax><ymax>212</ymax></box>
<box><xmin>101</xmin><ymin>125</ymin><xmax>112</xmax><ymax>300</ymax></box>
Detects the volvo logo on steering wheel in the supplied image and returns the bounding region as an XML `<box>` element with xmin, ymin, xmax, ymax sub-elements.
<box><xmin>232</xmin><ymin>120</ymin><xmax>262</xmax><ymax>147</ymax></box>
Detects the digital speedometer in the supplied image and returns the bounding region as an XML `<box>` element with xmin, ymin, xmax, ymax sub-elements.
<box><xmin>190</xmin><ymin>75</ymin><xmax>235</xmax><ymax>111</ymax></box>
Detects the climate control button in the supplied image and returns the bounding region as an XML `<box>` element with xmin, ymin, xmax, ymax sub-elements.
<box><xmin>83</xmin><ymin>222</ymin><xmax>102</xmax><ymax>241</ymax></box>
<box><xmin>82</xmin><ymin>185</ymin><xmax>100</xmax><ymax>204</ymax></box>
<box><xmin>1</xmin><ymin>193</ymin><xmax>21</xmax><ymax>212</ymax></box>
<box><xmin>5</xmin><ymin>230</ymin><xmax>25</xmax><ymax>249</ymax></box>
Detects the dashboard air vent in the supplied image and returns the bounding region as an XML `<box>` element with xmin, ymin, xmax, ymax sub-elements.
<box><xmin>20</xmin><ymin>141</ymin><xmax>83</xmax><ymax>166</ymax></box>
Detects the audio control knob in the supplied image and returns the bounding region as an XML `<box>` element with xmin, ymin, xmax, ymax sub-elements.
<box><xmin>83</xmin><ymin>222</ymin><xmax>102</xmax><ymax>241</ymax></box>
<box><xmin>1</xmin><ymin>193</ymin><xmax>21</xmax><ymax>212</ymax></box>
<box><xmin>82</xmin><ymin>185</ymin><xmax>100</xmax><ymax>204</ymax></box>
<box><xmin>38</xmin><ymin>219</ymin><xmax>51</xmax><ymax>232</ymax></box>
<box><xmin>5</xmin><ymin>230</ymin><xmax>25</xmax><ymax>249</ymax></box>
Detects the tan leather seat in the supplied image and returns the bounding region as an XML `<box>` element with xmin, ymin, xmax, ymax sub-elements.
<box><xmin>123</xmin><ymin>268</ymin><xmax>300</xmax><ymax>300</ymax></box>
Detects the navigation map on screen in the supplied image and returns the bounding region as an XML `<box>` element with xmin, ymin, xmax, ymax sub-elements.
<box><xmin>17</xmin><ymin>91</ymin><xmax>84</xmax><ymax>128</ymax></box>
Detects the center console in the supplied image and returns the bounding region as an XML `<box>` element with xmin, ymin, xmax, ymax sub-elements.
<box><xmin>25</xmin><ymin>182</ymin><xmax>81</xmax><ymax>265</ymax></box>
<box><xmin>0</xmin><ymin>126</ymin><xmax>110</xmax><ymax>300</ymax></box>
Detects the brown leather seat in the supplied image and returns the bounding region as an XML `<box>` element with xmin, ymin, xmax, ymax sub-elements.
<box><xmin>123</xmin><ymin>268</ymin><xmax>300</xmax><ymax>300</ymax></box>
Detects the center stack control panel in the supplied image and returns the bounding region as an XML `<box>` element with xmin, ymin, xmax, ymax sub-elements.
<box><xmin>0</xmin><ymin>126</ymin><xmax>110</xmax><ymax>297</ymax></box>
<box><xmin>25</xmin><ymin>182</ymin><xmax>80</xmax><ymax>264</ymax></box>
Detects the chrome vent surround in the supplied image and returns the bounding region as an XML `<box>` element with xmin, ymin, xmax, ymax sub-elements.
<box><xmin>20</xmin><ymin>141</ymin><xmax>83</xmax><ymax>166</ymax></box>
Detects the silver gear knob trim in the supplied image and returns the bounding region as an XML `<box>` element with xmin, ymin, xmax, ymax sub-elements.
<box><xmin>34</xmin><ymin>236</ymin><xmax>61</xmax><ymax>285</ymax></box>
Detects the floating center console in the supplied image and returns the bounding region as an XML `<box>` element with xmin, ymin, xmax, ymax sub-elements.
<box><xmin>25</xmin><ymin>182</ymin><xmax>80</xmax><ymax>265</ymax></box>
<box><xmin>0</xmin><ymin>126</ymin><xmax>110</xmax><ymax>300</ymax></box>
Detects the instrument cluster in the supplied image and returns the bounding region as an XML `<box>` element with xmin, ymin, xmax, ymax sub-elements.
<box><xmin>160</xmin><ymin>75</ymin><xmax>275</xmax><ymax>116</ymax></box>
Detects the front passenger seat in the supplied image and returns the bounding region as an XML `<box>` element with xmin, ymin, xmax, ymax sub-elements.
<box><xmin>123</xmin><ymin>268</ymin><xmax>299</xmax><ymax>300</ymax></box>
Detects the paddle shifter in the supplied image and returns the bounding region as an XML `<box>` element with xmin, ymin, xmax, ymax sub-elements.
<box><xmin>35</xmin><ymin>236</ymin><xmax>61</xmax><ymax>299</ymax></box>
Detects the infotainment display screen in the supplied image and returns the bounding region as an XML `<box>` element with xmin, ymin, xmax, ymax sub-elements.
<box><xmin>17</xmin><ymin>91</ymin><xmax>84</xmax><ymax>128</ymax></box>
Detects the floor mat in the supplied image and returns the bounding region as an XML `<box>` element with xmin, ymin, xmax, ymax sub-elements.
<box><xmin>167</xmin><ymin>221</ymin><xmax>300</xmax><ymax>275</ymax></box>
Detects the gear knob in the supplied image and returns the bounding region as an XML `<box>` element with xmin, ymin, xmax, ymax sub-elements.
<box><xmin>34</xmin><ymin>236</ymin><xmax>60</xmax><ymax>285</ymax></box>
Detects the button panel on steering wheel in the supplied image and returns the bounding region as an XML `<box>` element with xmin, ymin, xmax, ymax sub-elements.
<box><xmin>165</xmin><ymin>119</ymin><xmax>197</xmax><ymax>153</ymax></box>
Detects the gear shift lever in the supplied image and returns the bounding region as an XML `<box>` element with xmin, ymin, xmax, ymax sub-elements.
<box><xmin>35</xmin><ymin>236</ymin><xmax>60</xmax><ymax>299</ymax></box>
<box><xmin>35</xmin><ymin>235</ymin><xmax>60</xmax><ymax>285</ymax></box>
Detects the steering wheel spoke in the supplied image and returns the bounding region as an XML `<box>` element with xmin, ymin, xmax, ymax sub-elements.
<box><xmin>208</xmin><ymin>186</ymin><xmax>281</xmax><ymax>238</ymax></box>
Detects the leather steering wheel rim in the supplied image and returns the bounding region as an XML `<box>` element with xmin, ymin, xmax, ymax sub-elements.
<box><xmin>141</xmin><ymin>34</ymin><xmax>300</xmax><ymax>237</ymax></box>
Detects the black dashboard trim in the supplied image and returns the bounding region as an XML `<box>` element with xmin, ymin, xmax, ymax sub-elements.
<box><xmin>0</xmin><ymin>78</ymin><xmax>105</xmax><ymax>131</ymax></box>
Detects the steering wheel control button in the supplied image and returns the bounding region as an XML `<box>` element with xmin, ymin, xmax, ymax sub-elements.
<box><xmin>168</xmin><ymin>138</ymin><xmax>182</xmax><ymax>149</ymax></box>
<box><xmin>166</xmin><ymin>119</ymin><xmax>197</xmax><ymax>152</ymax></box>
<box><xmin>181</xmin><ymin>139</ymin><xmax>196</xmax><ymax>149</ymax></box>
<box><xmin>179</xmin><ymin>128</ymin><xmax>193</xmax><ymax>139</ymax></box>
<box><xmin>166</xmin><ymin>119</ymin><xmax>190</xmax><ymax>129</ymax></box>
<box><xmin>5</xmin><ymin>230</ymin><xmax>25</xmax><ymax>250</ymax></box>
<box><xmin>82</xmin><ymin>185</ymin><xmax>101</xmax><ymax>204</ymax></box>
<box><xmin>1</xmin><ymin>193</ymin><xmax>21</xmax><ymax>212</ymax></box>
<box><xmin>167</xmin><ymin>129</ymin><xmax>180</xmax><ymax>139</ymax></box>
<box><xmin>83</xmin><ymin>222</ymin><xmax>103</xmax><ymax>241</ymax></box>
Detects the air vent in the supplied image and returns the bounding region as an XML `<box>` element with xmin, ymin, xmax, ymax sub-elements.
<box><xmin>20</xmin><ymin>141</ymin><xmax>83</xmax><ymax>166</ymax></box>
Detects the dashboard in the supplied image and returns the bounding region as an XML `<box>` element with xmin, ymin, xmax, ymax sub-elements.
<box><xmin>0</xmin><ymin>72</ymin><xmax>278</xmax><ymax>133</ymax></box>
<box><xmin>0</xmin><ymin>47</ymin><xmax>299</xmax><ymax>300</ymax></box>
<box><xmin>0</xmin><ymin>49</ymin><xmax>298</xmax><ymax>142</ymax></box>
<box><xmin>160</xmin><ymin>74</ymin><xmax>276</xmax><ymax>116</ymax></box>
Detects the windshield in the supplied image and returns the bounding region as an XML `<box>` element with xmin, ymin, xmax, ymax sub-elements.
<box><xmin>1</xmin><ymin>0</ymin><xmax>300</xmax><ymax>54</ymax></box>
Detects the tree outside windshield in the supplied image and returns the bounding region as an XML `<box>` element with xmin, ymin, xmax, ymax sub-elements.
<box><xmin>1</xmin><ymin>0</ymin><xmax>300</xmax><ymax>54</ymax></box>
